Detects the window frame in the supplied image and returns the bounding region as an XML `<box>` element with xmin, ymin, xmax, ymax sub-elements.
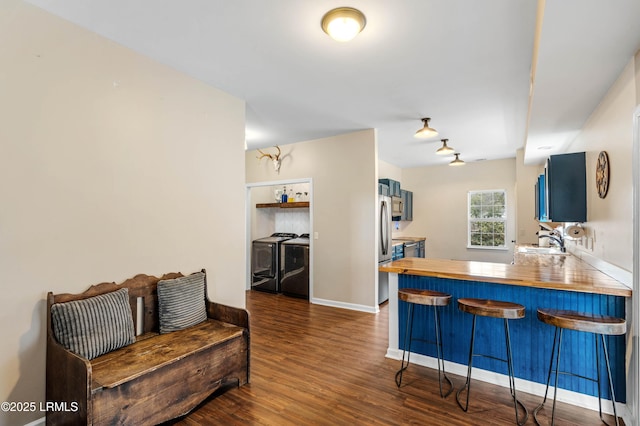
<box><xmin>467</xmin><ymin>189</ymin><xmax>508</xmax><ymax>250</ymax></box>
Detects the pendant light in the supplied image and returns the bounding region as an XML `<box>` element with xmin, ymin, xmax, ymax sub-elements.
<box><xmin>449</xmin><ymin>153</ymin><xmax>465</xmax><ymax>166</ymax></box>
<box><xmin>321</xmin><ymin>7</ymin><xmax>367</xmax><ymax>42</ymax></box>
<box><xmin>436</xmin><ymin>139</ymin><xmax>455</xmax><ymax>155</ymax></box>
<box><xmin>414</xmin><ymin>117</ymin><xmax>438</xmax><ymax>139</ymax></box>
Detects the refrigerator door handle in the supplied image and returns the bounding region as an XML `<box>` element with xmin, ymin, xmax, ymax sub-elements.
<box><xmin>381</xmin><ymin>200</ymin><xmax>389</xmax><ymax>255</ymax></box>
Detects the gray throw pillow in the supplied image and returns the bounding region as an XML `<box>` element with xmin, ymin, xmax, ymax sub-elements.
<box><xmin>51</xmin><ymin>288</ymin><xmax>135</xmax><ymax>360</ymax></box>
<box><xmin>157</xmin><ymin>271</ymin><xmax>207</xmax><ymax>334</ymax></box>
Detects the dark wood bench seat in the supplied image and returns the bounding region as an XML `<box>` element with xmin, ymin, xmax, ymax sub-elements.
<box><xmin>46</xmin><ymin>270</ymin><xmax>250</xmax><ymax>426</ymax></box>
<box><xmin>91</xmin><ymin>319</ymin><xmax>245</xmax><ymax>390</ymax></box>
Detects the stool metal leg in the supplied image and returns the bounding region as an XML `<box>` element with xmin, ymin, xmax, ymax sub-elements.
<box><xmin>534</xmin><ymin>328</ymin><xmax>620</xmax><ymax>426</ymax></box>
<box><xmin>457</xmin><ymin>315</ymin><xmax>527</xmax><ymax>425</ymax></box>
<box><xmin>600</xmin><ymin>334</ymin><xmax>620</xmax><ymax>426</ymax></box>
<box><xmin>433</xmin><ymin>305</ymin><xmax>454</xmax><ymax>398</ymax></box>
<box><xmin>395</xmin><ymin>302</ymin><xmax>415</xmax><ymax>387</ymax></box>
<box><xmin>550</xmin><ymin>328</ymin><xmax>564</xmax><ymax>426</ymax></box>
<box><xmin>504</xmin><ymin>318</ymin><xmax>528</xmax><ymax>426</ymax></box>
<box><xmin>595</xmin><ymin>333</ymin><xmax>604</xmax><ymax>422</ymax></box>
<box><xmin>456</xmin><ymin>314</ymin><xmax>476</xmax><ymax>412</ymax></box>
<box><xmin>534</xmin><ymin>327</ymin><xmax>561</xmax><ymax>425</ymax></box>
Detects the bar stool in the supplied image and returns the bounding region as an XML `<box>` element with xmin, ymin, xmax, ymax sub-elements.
<box><xmin>395</xmin><ymin>288</ymin><xmax>454</xmax><ymax>398</ymax></box>
<box><xmin>533</xmin><ymin>309</ymin><xmax>626</xmax><ymax>426</ymax></box>
<box><xmin>456</xmin><ymin>298</ymin><xmax>528</xmax><ymax>426</ymax></box>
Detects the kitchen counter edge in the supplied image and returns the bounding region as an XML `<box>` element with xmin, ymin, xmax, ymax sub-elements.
<box><xmin>379</xmin><ymin>257</ymin><xmax>631</xmax><ymax>298</ymax></box>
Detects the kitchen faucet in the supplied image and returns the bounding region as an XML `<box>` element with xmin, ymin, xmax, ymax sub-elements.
<box><xmin>539</xmin><ymin>231</ymin><xmax>566</xmax><ymax>252</ymax></box>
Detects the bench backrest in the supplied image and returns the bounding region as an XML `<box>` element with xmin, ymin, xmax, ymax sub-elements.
<box><xmin>48</xmin><ymin>272</ymin><xmax>188</xmax><ymax>336</ymax></box>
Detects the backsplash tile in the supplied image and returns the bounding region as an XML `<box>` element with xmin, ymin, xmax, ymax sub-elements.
<box><xmin>275</xmin><ymin>209</ymin><xmax>309</xmax><ymax>236</ymax></box>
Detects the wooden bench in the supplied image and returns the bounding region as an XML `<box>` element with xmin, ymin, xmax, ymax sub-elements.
<box><xmin>45</xmin><ymin>270</ymin><xmax>250</xmax><ymax>425</ymax></box>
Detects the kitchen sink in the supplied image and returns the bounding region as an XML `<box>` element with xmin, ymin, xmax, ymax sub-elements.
<box><xmin>517</xmin><ymin>246</ymin><xmax>569</xmax><ymax>255</ymax></box>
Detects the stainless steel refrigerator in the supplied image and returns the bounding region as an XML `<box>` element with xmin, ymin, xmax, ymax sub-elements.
<box><xmin>378</xmin><ymin>195</ymin><xmax>392</xmax><ymax>303</ymax></box>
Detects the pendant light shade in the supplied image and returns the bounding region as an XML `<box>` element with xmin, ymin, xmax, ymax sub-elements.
<box><xmin>414</xmin><ymin>117</ymin><xmax>438</xmax><ymax>139</ymax></box>
<box><xmin>436</xmin><ymin>139</ymin><xmax>455</xmax><ymax>155</ymax></box>
<box><xmin>449</xmin><ymin>153</ymin><xmax>465</xmax><ymax>166</ymax></box>
<box><xmin>321</xmin><ymin>7</ymin><xmax>366</xmax><ymax>42</ymax></box>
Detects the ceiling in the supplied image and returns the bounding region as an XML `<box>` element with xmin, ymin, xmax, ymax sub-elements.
<box><xmin>26</xmin><ymin>0</ymin><xmax>640</xmax><ymax>168</ymax></box>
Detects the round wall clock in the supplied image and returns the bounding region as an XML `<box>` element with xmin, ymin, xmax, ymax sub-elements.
<box><xmin>596</xmin><ymin>151</ymin><xmax>609</xmax><ymax>198</ymax></box>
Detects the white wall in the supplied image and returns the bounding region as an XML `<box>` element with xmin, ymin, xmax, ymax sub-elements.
<box><xmin>0</xmin><ymin>4</ymin><xmax>246</xmax><ymax>425</ymax></box>
<box><xmin>562</xmin><ymin>57</ymin><xmax>637</xmax><ymax>272</ymax></box>
<box><xmin>246</xmin><ymin>130</ymin><xmax>378</xmax><ymax>310</ymax></box>
<box><xmin>400</xmin><ymin>158</ymin><xmax>517</xmax><ymax>264</ymax></box>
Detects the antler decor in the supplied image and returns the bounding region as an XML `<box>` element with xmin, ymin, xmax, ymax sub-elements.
<box><xmin>257</xmin><ymin>145</ymin><xmax>282</xmax><ymax>173</ymax></box>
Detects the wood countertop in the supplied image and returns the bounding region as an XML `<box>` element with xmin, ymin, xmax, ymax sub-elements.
<box><xmin>392</xmin><ymin>236</ymin><xmax>426</xmax><ymax>247</ymax></box>
<box><xmin>379</xmin><ymin>257</ymin><xmax>631</xmax><ymax>298</ymax></box>
<box><xmin>392</xmin><ymin>236</ymin><xmax>426</xmax><ymax>242</ymax></box>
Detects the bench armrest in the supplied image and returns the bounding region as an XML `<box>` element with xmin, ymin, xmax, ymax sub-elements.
<box><xmin>206</xmin><ymin>301</ymin><xmax>250</xmax><ymax>330</ymax></box>
<box><xmin>46</xmin><ymin>332</ymin><xmax>91</xmax><ymax>423</ymax></box>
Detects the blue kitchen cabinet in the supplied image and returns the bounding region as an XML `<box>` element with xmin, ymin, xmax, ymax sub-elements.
<box><xmin>392</xmin><ymin>244</ymin><xmax>404</xmax><ymax>260</ymax></box>
<box><xmin>378</xmin><ymin>182</ymin><xmax>390</xmax><ymax>196</ymax></box>
<box><xmin>379</xmin><ymin>179</ymin><xmax>401</xmax><ymax>198</ymax></box>
<box><xmin>538</xmin><ymin>152</ymin><xmax>586</xmax><ymax>222</ymax></box>
<box><xmin>534</xmin><ymin>174</ymin><xmax>547</xmax><ymax>221</ymax></box>
<box><xmin>546</xmin><ymin>152</ymin><xmax>587</xmax><ymax>222</ymax></box>
<box><xmin>400</xmin><ymin>189</ymin><xmax>413</xmax><ymax>221</ymax></box>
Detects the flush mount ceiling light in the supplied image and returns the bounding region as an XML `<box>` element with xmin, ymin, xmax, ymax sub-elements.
<box><xmin>449</xmin><ymin>153</ymin><xmax>465</xmax><ymax>166</ymax></box>
<box><xmin>321</xmin><ymin>7</ymin><xmax>366</xmax><ymax>42</ymax></box>
<box><xmin>414</xmin><ymin>117</ymin><xmax>438</xmax><ymax>139</ymax></box>
<box><xmin>436</xmin><ymin>138</ymin><xmax>455</xmax><ymax>155</ymax></box>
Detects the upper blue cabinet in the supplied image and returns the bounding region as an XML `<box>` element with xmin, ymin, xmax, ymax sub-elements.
<box><xmin>537</xmin><ymin>152</ymin><xmax>587</xmax><ymax>223</ymax></box>
<box><xmin>378</xmin><ymin>178</ymin><xmax>401</xmax><ymax>198</ymax></box>
<box><xmin>379</xmin><ymin>178</ymin><xmax>413</xmax><ymax>221</ymax></box>
<box><xmin>534</xmin><ymin>173</ymin><xmax>547</xmax><ymax>221</ymax></box>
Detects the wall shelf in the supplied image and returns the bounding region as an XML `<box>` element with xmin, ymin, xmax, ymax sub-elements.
<box><xmin>256</xmin><ymin>202</ymin><xmax>310</xmax><ymax>209</ymax></box>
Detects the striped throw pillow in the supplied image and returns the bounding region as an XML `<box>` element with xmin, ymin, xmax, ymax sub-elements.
<box><xmin>157</xmin><ymin>271</ymin><xmax>207</xmax><ymax>334</ymax></box>
<box><xmin>51</xmin><ymin>288</ymin><xmax>135</xmax><ymax>360</ymax></box>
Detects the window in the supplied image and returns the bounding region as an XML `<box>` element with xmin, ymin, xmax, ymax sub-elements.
<box><xmin>468</xmin><ymin>190</ymin><xmax>507</xmax><ymax>249</ymax></box>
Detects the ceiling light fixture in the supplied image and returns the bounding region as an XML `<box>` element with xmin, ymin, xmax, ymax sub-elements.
<box><xmin>449</xmin><ymin>153</ymin><xmax>465</xmax><ymax>166</ymax></box>
<box><xmin>436</xmin><ymin>138</ymin><xmax>455</xmax><ymax>155</ymax></box>
<box><xmin>414</xmin><ymin>117</ymin><xmax>438</xmax><ymax>139</ymax></box>
<box><xmin>321</xmin><ymin>7</ymin><xmax>366</xmax><ymax>42</ymax></box>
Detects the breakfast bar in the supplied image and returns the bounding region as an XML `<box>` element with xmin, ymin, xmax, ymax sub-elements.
<box><xmin>379</xmin><ymin>256</ymin><xmax>631</xmax><ymax>408</ymax></box>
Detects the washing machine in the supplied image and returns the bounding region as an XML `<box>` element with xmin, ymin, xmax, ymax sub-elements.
<box><xmin>251</xmin><ymin>233</ymin><xmax>298</xmax><ymax>293</ymax></box>
<box><xmin>280</xmin><ymin>233</ymin><xmax>310</xmax><ymax>299</ymax></box>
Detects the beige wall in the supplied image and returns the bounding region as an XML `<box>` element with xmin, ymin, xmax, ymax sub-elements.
<box><xmin>0</xmin><ymin>4</ymin><xmax>246</xmax><ymax>425</ymax></box>
<box><xmin>558</xmin><ymin>54</ymin><xmax>638</xmax><ymax>422</ymax></box>
<box><xmin>563</xmin><ymin>57</ymin><xmax>637</xmax><ymax>272</ymax></box>
<box><xmin>378</xmin><ymin>159</ymin><xmax>402</xmax><ymax>182</ymax></box>
<box><xmin>400</xmin><ymin>158</ymin><xmax>517</xmax><ymax>264</ymax></box>
<box><xmin>246</xmin><ymin>130</ymin><xmax>378</xmax><ymax>310</ymax></box>
<box><xmin>515</xmin><ymin>148</ymin><xmax>544</xmax><ymax>245</ymax></box>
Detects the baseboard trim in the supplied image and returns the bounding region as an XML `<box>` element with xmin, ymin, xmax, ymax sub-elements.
<box><xmin>23</xmin><ymin>417</ymin><xmax>45</xmax><ymax>426</ymax></box>
<box><xmin>311</xmin><ymin>297</ymin><xmax>379</xmax><ymax>313</ymax></box>
<box><xmin>386</xmin><ymin>348</ymin><xmax>628</xmax><ymax>421</ymax></box>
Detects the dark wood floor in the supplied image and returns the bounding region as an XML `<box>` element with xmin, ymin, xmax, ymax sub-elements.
<box><xmin>176</xmin><ymin>290</ymin><xmax>623</xmax><ymax>425</ymax></box>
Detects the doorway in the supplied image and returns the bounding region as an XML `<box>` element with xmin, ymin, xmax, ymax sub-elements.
<box><xmin>245</xmin><ymin>178</ymin><xmax>313</xmax><ymax>298</ymax></box>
